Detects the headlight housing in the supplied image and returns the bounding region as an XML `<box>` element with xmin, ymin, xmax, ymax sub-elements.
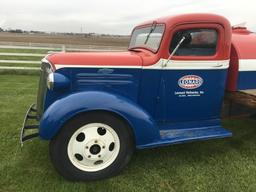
<box><xmin>46</xmin><ymin>72</ymin><xmax>70</xmax><ymax>91</ymax></box>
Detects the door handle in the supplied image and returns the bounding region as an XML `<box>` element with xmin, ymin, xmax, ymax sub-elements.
<box><xmin>213</xmin><ymin>63</ymin><xmax>223</xmax><ymax>67</ymax></box>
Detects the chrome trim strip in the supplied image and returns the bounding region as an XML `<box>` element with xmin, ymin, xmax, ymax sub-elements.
<box><xmin>54</xmin><ymin>59</ymin><xmax>230</xmax><ymax>70</ymax></box>
<box><xmin>20</xmin><ymin>104</ymin><xmax>39</xmax><ymax>147</ymax></box>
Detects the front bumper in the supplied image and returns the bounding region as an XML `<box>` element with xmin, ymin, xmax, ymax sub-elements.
<box><xmin>20</xmin><ymin>104</ymin><xmax>39</xmax><ymax>146</ymax></box>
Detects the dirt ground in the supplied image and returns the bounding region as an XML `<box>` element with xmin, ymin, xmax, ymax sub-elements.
<box><xmin>0</xmin><ymin>32</ymin><xmax>130</xmax><ymax>47</ymax></box>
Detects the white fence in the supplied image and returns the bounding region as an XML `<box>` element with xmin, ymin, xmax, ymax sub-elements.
<box><xmin>0</xmin><ymin>41</ymin><xmax>127</xmax><ymax>50</ymax></box>
<box><xmin>0</xmin><ymin>53</ymin><xmax>45</xmax><ymax>57</ymax></box>
<box><xmin>0</xmin><ymin>44</ymin><xmax>126</xmax><ymax>71</ymax></box>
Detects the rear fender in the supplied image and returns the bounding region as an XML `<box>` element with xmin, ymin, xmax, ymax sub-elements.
<box><xmin>39</xmin><ymin>91</ymin><xmax>160</xmax><ymax>146</ymax></box>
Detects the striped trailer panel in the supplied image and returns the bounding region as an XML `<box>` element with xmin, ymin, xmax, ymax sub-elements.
<box><xmin>229</xmin><ymin>27</ymin><xmax>256</xmax><ymax>90</ymax></box>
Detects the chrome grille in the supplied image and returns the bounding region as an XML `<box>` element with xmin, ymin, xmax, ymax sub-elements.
<box><xmin>36</xmin><ymin>62</ymin><xmax>52</xmax><ymax>119</ymax></box>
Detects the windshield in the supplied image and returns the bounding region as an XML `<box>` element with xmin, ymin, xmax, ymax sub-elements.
<box><xmin>129</xmin><ymin>24</ymin><xmax>165</xmax><ymax>52</ymax></box>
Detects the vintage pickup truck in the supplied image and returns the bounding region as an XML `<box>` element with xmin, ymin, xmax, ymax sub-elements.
<box><xmin>20</xmin><ymin>13</ymin><xmax>256</xmax><ymax>181</ymax></box>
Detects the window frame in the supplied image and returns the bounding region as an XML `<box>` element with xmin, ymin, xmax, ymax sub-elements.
<box><xmin>166</xmin><ymin>23</ymin><xmax>225</xmax><ymax>61</ymax></box>
<box><xmin>128</xmin><ymin>24</ymin><xmax>166</xmax><ymax>53</ymax></box>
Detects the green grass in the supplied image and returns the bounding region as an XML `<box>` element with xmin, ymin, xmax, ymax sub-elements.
<box><xmin>0</xmin><ymin>69</ymin><xmax>40</xmax><ymax>76</ymax></box>
<box><xmin>0</xmin><ymin>62</ymin><xmax>40</xmax><ymax>75</ymax></box>
<box><xmin>0</xmin><ymin>48</ymin><xmax>59</xmax><ymax>70</ymax></box>
<box><xmin>0</xmin><ymin>74</ymin><xmax>256</xmax><ymax>192</ymax></box>
<box><xmin>0</xmin><ymin>63</ymin><xmax>40</xmax><ymax>67</ymax></box>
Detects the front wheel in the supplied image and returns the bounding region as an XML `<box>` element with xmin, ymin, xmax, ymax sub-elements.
<box><xmin>49</xmin><ymin>112</ymin><xmax>134</xmax><ymax>181</ymax></box>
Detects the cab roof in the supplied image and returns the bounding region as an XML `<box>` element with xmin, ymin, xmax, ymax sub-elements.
<box><xmin>136</xmin><ymin>13</ymin><xmax>232</xmax><ymax>61</ymax></box>
<box><xmin>138</xmin><ymin>13</ymin><xmax>231</xmax><ymax>30</ymax></box>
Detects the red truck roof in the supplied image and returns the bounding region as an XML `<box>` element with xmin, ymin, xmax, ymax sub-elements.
<box><xmin>47</xmin><ymin>13</ymin><xmax>233</xmax><ymax>69</ymax></box>
<box><xmin>138</xmin><ymin>13</ymin><xmax>231</xmax><ymax>29</ymax></box>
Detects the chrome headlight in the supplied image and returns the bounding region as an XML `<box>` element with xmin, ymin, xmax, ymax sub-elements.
<box><xmin>46</xmin><ymin>72</ymin><xmax>70</xmax><ymax>91</ymax></box>
<box><xmin>47</xmin><ymin>73</ymin><xmax>54</xmax><ymax>90</ymax></box>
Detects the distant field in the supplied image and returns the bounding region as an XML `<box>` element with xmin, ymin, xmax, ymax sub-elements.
<box><xmin>0</xmin><ymin>32</ymin><xmax>130</xmax><ymax>47</ymax></box>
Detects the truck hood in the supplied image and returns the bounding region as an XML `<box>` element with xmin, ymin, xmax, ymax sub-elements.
<box><xmin>46</xmin><ymin>51</ymin><xmax>143</xmax><ymax>70</ymax></box>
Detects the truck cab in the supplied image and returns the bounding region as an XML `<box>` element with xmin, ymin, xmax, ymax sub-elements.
<box><xmin>20</xmin><ymin>13</ymin><xmax>255</xmax><ymax>181</ymax></box>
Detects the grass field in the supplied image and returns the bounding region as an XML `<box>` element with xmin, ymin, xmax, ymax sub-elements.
<box><xmin>0</xmin><ymin>32</ymin><xmax>129</xmax><ymax>47</ymax></box>
<box><xmin>0</xmin><ymin>63</ymin><xmax>39</xmax><ymax>68</ymax></box>
<box><xmin>0</xmin><ymin>55</ymin><xmax>43</xmax><ymax>61</ymax></box>
<box><xmin>0</xmin><ymin>48</ymin><xmax>47</xmax><ymax>70</ymax></box>
<box><xmin>0</xmin><ymin>74</ymin><xmax>256</xmax><ymax>192</ymax></box>
<box><xmin>0</xmin><ymin>48</ymin><xmax>50</xmax><ymax>54</ymax></box>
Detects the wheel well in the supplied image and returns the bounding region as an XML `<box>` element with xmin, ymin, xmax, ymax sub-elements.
<box><xmin>63</xmin><ymin>110</ymin><xmax>136</xmax><ymax>144</ymax></box>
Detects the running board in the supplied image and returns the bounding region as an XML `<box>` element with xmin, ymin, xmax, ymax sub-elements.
<box><xmin>137</xmin><ymin>126</ymin><xmax>232</xmax><ymax>149</ymax></box>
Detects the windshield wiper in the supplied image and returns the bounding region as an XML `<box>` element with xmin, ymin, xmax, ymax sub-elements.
<box><xmin>144</xmin><ymin>21</ymin><xmax>157</xmax><ymax>45</ymax></box>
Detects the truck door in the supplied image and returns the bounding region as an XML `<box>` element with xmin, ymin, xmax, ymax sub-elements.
<box><xmin>158</xmin><ymin>23</ymin><xmax>229</xmax><ymax>123</ymax></box>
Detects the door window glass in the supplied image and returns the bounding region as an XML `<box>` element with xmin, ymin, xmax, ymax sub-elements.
<box><xmin>170</xmin><ymin>29</ymin><xmax>218</xmax><ymax>56</ymax></box>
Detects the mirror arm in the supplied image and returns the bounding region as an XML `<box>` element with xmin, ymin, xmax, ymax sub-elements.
<box><xmin>162</xmin><ymin>36</ymin><xmax>186</xmax><ymax>67</ymax></box>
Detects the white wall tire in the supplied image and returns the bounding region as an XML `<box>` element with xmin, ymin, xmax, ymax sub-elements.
<box><xmin>49</xmin><ymin>112</ymin><xmax>134</xmax><ymax>181</ymax></box>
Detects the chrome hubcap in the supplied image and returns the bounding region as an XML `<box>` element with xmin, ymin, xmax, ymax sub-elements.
<box><xmin>67</xmin><ymin>123</ymin><xmax>120</xmax><ymax>172</ymax></box>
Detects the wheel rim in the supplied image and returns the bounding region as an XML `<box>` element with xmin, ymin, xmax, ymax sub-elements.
<box><xmin>67</xmin><ymin>123</ymin><xmax>120</xmax><ymax>172</ymax></box>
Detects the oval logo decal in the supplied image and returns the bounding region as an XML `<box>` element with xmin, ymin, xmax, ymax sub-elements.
<box><xmin>178</xmin><ymin>75</ymin><xmax>203</xmax><ymax>89</ymax></box>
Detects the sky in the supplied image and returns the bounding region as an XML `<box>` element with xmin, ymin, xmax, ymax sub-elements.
<box><xmin>0</xmin><ymin>0</ymin><xmax>255</xmax><ymax>35</ymax></box>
